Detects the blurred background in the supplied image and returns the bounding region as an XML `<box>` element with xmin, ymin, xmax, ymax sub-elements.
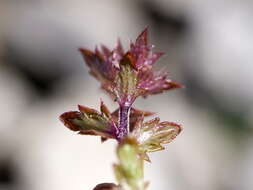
<box><xmin>0</xmin><ymin>0</ymin><xmax>252</xmax><ymax>190</ymax></box>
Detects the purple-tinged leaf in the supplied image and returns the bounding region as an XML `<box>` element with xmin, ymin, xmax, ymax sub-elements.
<box><xmin>135</xmin><ymin>27</ymin><xmax>148</xmax><ymax>47</ymax></box>
<box><xmin>100</xmin><ymin>45</ymin><xmax>111</xmax><ymax>58</ymax></box>
<box><xmin>59</xmin><ymin>101</ymin><xmax>118</xmax><ymax>140</ymax></box>
<box><xmin>131</xmin><ymin>117</ymin><xmax>182</xmax><ymax>161</ymax></box>
<box><xmin>138</xmin><ymin>69</ymin><xmax>182</xmax><ymax>97</ymax></box>
<box><xmin>59</xmin><ymin>111</ymin><xmax>83</xmax><ymax>132</ymax></box>
<box><xmin>79</xmin><ymin>48</ymin><xmax>116</xmax><ymax>82</ymax></box>
<box><xmin>130</xmin><ymin>28</ymin><xmax>163</xmax><ymax>70</ymax></box>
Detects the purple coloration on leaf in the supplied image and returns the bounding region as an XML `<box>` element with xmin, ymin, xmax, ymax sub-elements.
<box><xmin>131</xmin><ymin>117</ymin><xmax>182</xmax><ymax>161</ymax></box>
<box><xmin>79</xmin><ymin>28</ymin><xmax>181</xmax><ymax>106</ymax></box>
<box><xmin>130</xmin><ymin>28</ymin><xmax>163</xmax><ymax>70</ymax></box>
<box><xmin>59</xmin><ymin>101</ymin><xmax>118</xmax><ymax>141</ymax></box>
<box><xmin>137</xmin><ymin>69</ymin><xmax>182</xmax><ymax>97</ymax></box>
<box><xmin>59</xmin><ymin>28</ymin><xmax>184</xmax><ymax>190</ymax></box>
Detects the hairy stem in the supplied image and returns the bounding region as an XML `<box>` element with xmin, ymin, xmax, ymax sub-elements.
<box><xmin>117</xmin><ymin>104</ymin><xmax>131</xmax><ymax>140</ymax></box>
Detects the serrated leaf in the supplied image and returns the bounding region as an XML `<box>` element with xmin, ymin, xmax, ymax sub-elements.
<box><xmin>130</xmin><ymin>27</ymin><xmax>160</xmax><ymax>70</ymax></box>
<box><xmin>137</xmin><ymin>69</ymin><xmax>182</xmax><ymax>98</ymax></box>
<box><xmin>79</xmin><ymin>48</ymin><xmax>117</xmax><ymax>83</ymax></box>
<box><xmin>132</xmin><ymin>117</ymin><xmax>182</xmax><ymax>161</ymax></box>
<box><xmin>59</xmin><ymin>101</ymin><xmax>118</xmax><ymax>140</ymax></box>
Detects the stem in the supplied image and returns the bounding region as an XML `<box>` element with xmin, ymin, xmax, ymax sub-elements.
<box><xmin>117</xmin><ymin>104</ymin><xmax>131</xmax><ymax>140</ymax></box>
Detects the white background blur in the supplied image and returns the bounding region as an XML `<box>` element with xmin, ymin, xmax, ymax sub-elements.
<box><xmin>0</xmin><ymin>0</ymin><xmax>252</xmax><ymax>190</ymax></box>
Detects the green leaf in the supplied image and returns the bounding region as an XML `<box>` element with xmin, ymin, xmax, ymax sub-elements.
<box><xmin>59</xmin><ymin>101</ymin><xmax>117</xmax><ymax>140</ymax></box>
<box><xmin>132</xmin><ymin>117</ymin><xmax>182</xmax><ymax>161</ymax></box>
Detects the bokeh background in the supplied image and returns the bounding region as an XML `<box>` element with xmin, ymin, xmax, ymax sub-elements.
<box><xmin>0</xmin><ymin>0</ymin><xmax>252</xmax><ymax>190</ymax></box>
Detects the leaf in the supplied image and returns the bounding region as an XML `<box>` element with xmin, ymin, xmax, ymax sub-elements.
<box><xmin>130</xmin><ymin>28</ymin><xmax>164</xmax><ymax>70</ymax></box>
<box><xmin>59</xmin><ymin>101</ymin><xmax>118</xmax><ymax>140</ymax></box>
<box><xmin>132</xmin><ymin>117</ymin><xmax>182</xmax><ymax>161</ymax></box>
<box><xmin>114</xmin><ymin>138</ymin><xmax>147</xmax><ymax>190</ymax></box>
<box><xmin>138</xmin><ymin>69</ymin><xmax>182</xmax><ymax>97</ymax></box>
<box><xmin>79</xmin><ymin>48</ymin><xmax>113</xmax><ymax>83</ymax></box>
<box><xmin>79</xmin><ymin>40</ymin><xmax>124</xmax><ymax>86</ymax></box>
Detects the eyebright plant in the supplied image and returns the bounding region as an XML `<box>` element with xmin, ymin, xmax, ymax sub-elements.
<box><xmin>60</xmin><ymin>28</ymin><xmax>183</xmax><ymax>190</ymax></box>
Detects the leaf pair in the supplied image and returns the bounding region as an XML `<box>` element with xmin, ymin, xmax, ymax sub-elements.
<box><xmin>60</xmin><ymin>101</ymin><xmax>182</xmax><ymax>161</ymax></box>
<box><xmin>59</xmin><ymin>102</ymin><xmax>154</xmax><ymax>141</ymax></box>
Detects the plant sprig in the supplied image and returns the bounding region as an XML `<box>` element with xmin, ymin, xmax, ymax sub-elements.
<box><xmin>60</xmin><ymin>28</ymin><xmax>183</xmax><ymax>190</ymax></box>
